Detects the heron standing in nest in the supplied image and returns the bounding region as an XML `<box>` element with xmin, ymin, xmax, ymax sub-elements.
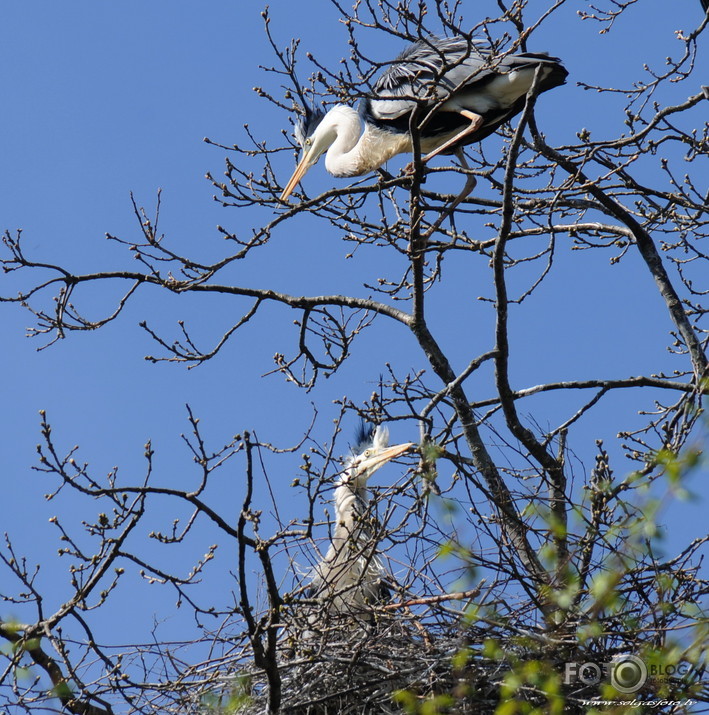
<box><xmin>308</xmin><ymin>424</ymin><xmax>414</xmax><ymax>616</ymax></box>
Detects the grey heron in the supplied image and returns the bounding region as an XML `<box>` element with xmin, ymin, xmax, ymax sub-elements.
<box><xmin>308</xmin><ymin>424</ymin><xmax>414</xmax><ymax>616</ymax></box>
<box><xmin>280</xmin><ymin>35</ymin><xmax>568</xmax><ymax>201</ymax></box>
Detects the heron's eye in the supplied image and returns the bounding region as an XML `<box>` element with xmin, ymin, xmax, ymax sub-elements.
<box><xmin>305</xmin><ymin>138</ymin><xmax>312</xmax><ymax>147</ymax></box>
<box><xmin>363</xmin><ymin>449</ymin><xmax>372</xmax><ymax>458</ymax></box>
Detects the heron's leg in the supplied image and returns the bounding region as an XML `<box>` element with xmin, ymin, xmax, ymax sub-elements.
<box><xmin>422</xmin><ymin>149</ymin><xmax>477</xmax><ymax>238</ymax></box>
<box><xmin>422</xmin><ymin>109</ymin><xmax>484</xmax><ymax>163</ymax></box>
<box><xmin>449</xmin><ymin>149</ymin><xmax>477</xmax><ymax>211</ymax></box>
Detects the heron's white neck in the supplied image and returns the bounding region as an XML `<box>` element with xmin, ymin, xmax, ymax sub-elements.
<box><xmin>334</xmin><ymin>471</ymin><xmax>369</xmax><ymax>522</ymax></box>
<box><xmin>323</xmin><ymin>105</ymin><xmax>410</xmax><ymax>178</ymax></box>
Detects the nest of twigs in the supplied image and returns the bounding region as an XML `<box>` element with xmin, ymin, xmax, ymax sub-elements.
<box><xmin>183</xmin><ymin>597</ymin><xmax>705</xmax><ymax>714</ymax></box>
<box><xmin>231</xmin><ymin>604</ymin><xmax>512</xmax><ymax>714</ymax></box>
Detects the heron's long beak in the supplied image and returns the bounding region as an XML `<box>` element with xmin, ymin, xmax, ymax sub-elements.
<box><xmin>280</xmin><ymin>149</ymin><xmax>317</xmax><ymax>202</ymax></box>
<box><xmin>364</xmin><ymin>442</ymin><xmax>415</xmax><ymax>473</ymax></box>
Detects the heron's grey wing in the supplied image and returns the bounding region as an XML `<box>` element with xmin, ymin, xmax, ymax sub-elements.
<box><xmin>364</xmin><ymin>35</ymin><xmax>567</xmax><ymax>153</ymax></box>
<box><xmin>452</xmin><ymin>50</ymin><xmax>568</xmax><ymax>119</ymax></box>
<box><xmin>443</xmin><ymin>47</ymin><xmax>568</xmax><ymax>112</ymax></box>
<box><xmin>438</xmin><ymin>50</ymin><xmax>568</xmax><ymax>147</ymax></box>
<box><xmin>367</xmin><ymin>35</ymin><xmax>490</xmax><ymax>121</ymax></box>
<box><xmin>494</xmin><ymin>51</ymin><xmax>568</xmax><ymax>80</ymax></box>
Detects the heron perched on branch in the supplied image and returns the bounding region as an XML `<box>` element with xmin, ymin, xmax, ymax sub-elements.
<box><xmin>308</xmin><ymin>424</ymin><xmax>414</xmax><ymax>615</ymax></box>
<box><xmin>280</xmin><ymin>35</ymin><xmax>568</xmax><ymax>201</ymax></box>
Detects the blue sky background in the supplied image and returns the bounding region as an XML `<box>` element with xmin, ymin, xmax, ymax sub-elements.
<box><xmin>1</xmin><ymin>0</ymin><xmax>707</xmax><ymax>680</ymax></box>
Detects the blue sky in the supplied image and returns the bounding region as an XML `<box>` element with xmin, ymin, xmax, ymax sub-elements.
<box><xmin>1</xmin><ymin>0</ymin><xmax>707</xmax><ymax>680</ymax></box>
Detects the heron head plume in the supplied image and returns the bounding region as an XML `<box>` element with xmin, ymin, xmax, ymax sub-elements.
<box><xmin>294</xmin><ymin>104</ymin><xmax>327</xmax><ymax>149</ymax></box>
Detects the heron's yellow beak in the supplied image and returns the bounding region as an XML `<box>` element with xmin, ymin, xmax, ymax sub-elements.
<box><xmin>363</xmin><ymin>442</ymin><xmax>415</xmax><ymax>474</ymax></box>
<box><xmin>280</xmin><ymin>148</ymin><xmax>318</xmax><ymax>202</ymax></box>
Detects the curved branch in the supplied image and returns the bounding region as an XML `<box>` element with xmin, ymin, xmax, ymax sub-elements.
<box><xmin>493</xmin><ymin>69</ymin><xmax>569</xmax><ymax>579</ymax></box>
<box><xmin>469</xmin><ymin>375</ymin><xmax>703</xmax><ymax>409</ymax></box>
<box><xmin>529</xmin><ymin>116</ymin><xmax>709</xmax><ymax>382</ymax></box>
